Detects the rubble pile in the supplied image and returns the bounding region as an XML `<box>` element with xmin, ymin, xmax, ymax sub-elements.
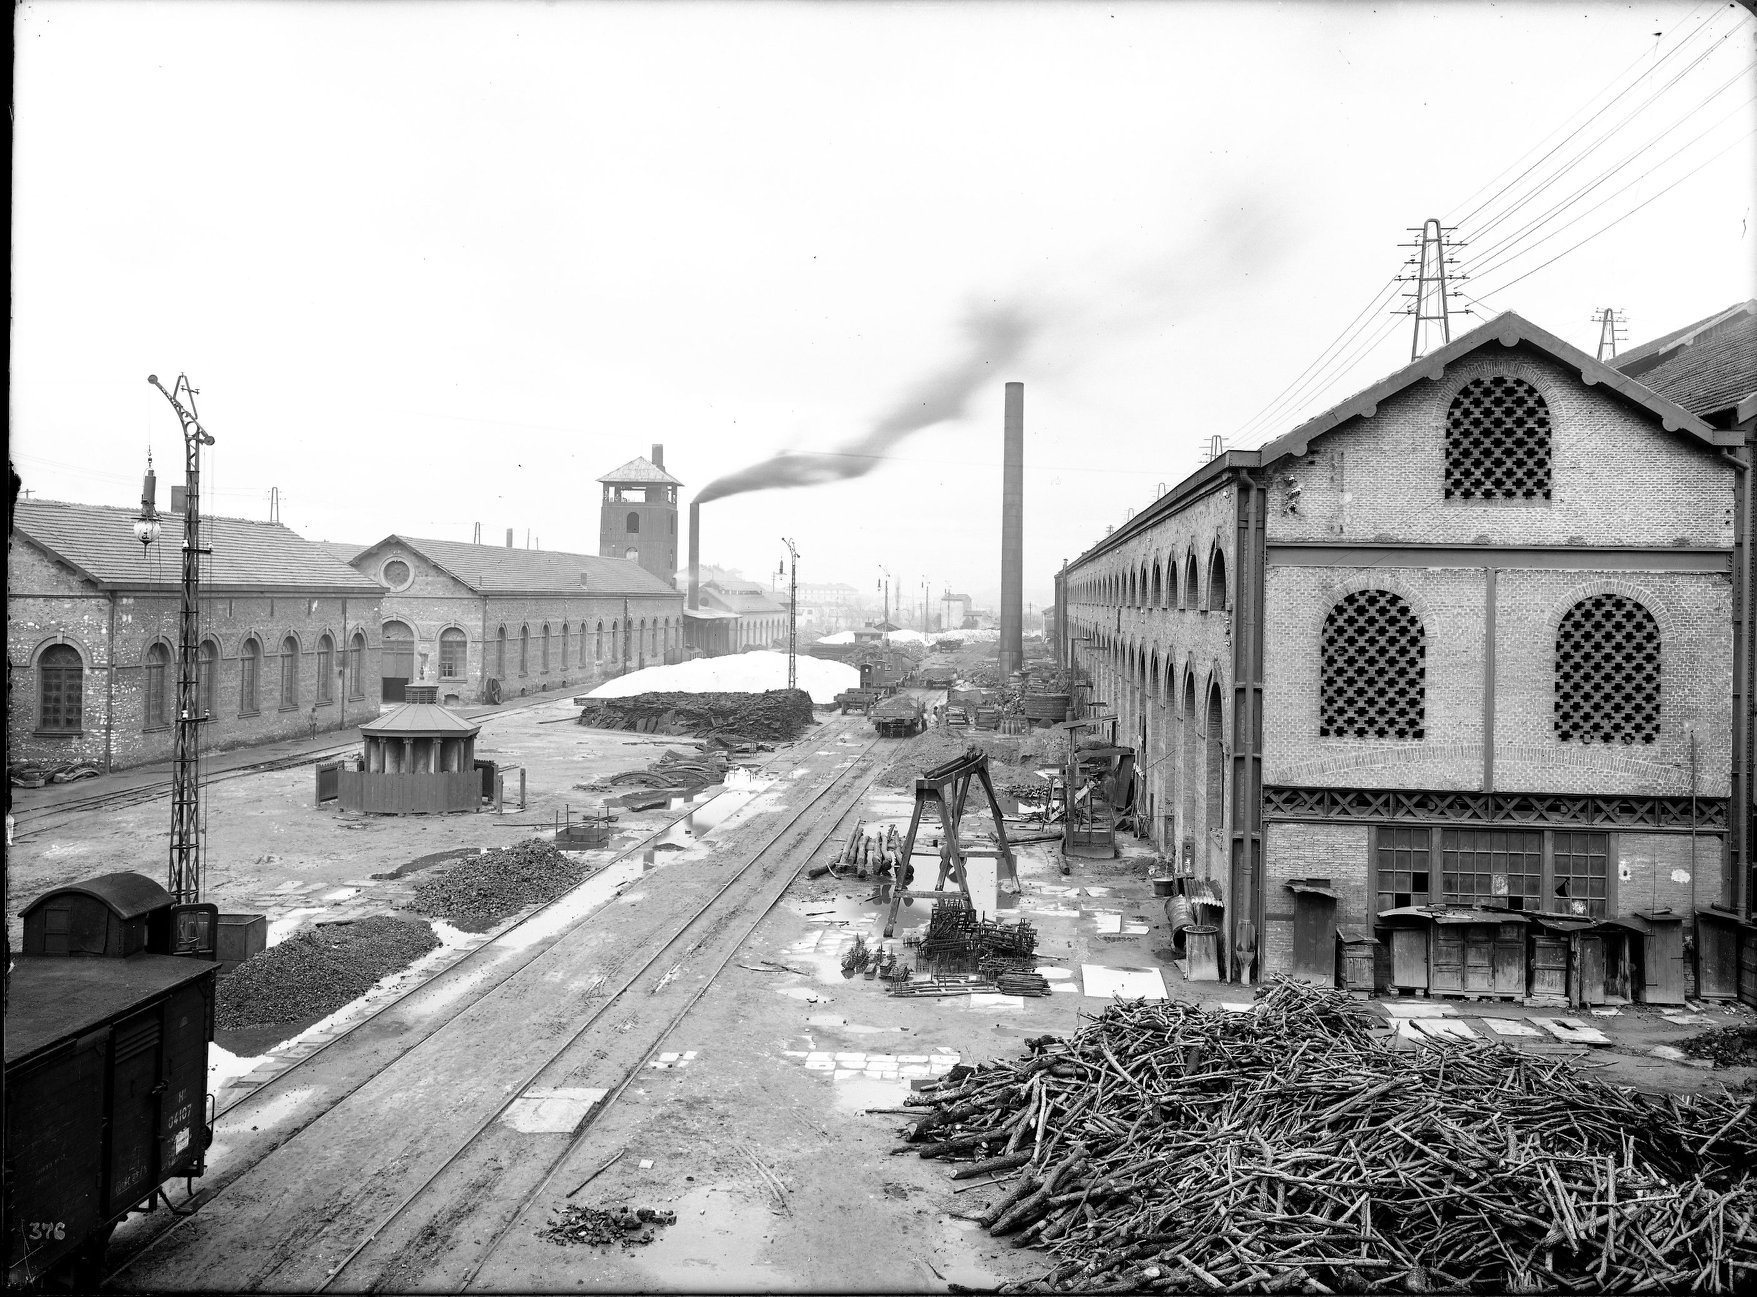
<box><xmin>899</xmin><ymin>979</ymin><xmax>1757</xmax><ymax>1294</ymax></box>
<box><xmin>217</xmin><ymin>916</ymin><xmax>439</xmax><ymax>1030</ymax></box>
<box><xmin>8</xmin><ymin>759</ymin><xmax>101</xmax><ymax>788</ymax></box>
<box><xmin>577</xmin><ymin>689</ymin><xmax>815</xmax><ymax>743</ymax></box>
<box><xmin>598</xmin><ymin>748</ymin><xmax>730</xmax><ymax>791</ymax></box>
<box><xmin>409</xmin><ymin>838</ymin><xmax>591</xmax><ymax>931</ymax></box>
<box><xmin>1679</xmin><ymin>1023</ymin><xmax>1757</xmax><ymax>1069</ymax></box>
<box><xmin>539</xmin><ymin>1203</ymin><xmax>678</xmax><ymax>1249</ymax></box>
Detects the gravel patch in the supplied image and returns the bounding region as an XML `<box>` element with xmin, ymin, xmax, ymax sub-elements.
<box><xmin>408</xmin><ymin>838</ymin><xmax>592</xmax><ymax>932</ymax></box>
<box><xmin>1677</xmin><ymin>1023</ymin><xmax>1757</xmax><ymax>1068</ymax></box>
<box><xmin>217</xmin><ymin>916</ymin><xmax>440</xmax><ymax>1030</ymax></box>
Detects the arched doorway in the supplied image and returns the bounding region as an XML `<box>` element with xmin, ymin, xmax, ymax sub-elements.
<box><xmin>382</xmin><ymin>620</ymin><xmax>415</xmax><ymax>702</ymax></box>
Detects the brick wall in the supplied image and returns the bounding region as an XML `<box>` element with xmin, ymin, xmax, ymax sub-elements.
<box><xmin>9</xmin><ymin>540</ymin><xmax>382</xmax><ymax>771</ymax></box>
<box><xmin>1265</xmin><ymin>344</ymin><xmax>1736</xmax><ymax>548</ymax></box>
<box><xmin>1618</xmin><ymin>830</ymin><xmax>1727</xmax><ymax>915</ymax></box>
<box><xmin>1260</xmin><ymin>821</ymin><xmax>1370</xmax><ymax>980</ymax></box>
<box><xmin>363</xmin><ymin>544</ymin><xmax>686</xmax><ymax>706</ymax></box>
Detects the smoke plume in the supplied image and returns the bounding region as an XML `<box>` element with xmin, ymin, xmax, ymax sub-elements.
<box><xmin>693</xmin><ymin>303</ymin><xmax>1035</xmax><ymax>505</ymax></box>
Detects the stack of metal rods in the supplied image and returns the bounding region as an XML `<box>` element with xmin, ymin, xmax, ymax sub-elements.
<box><xmin>893</xmin><ymin>978</ymin><xmax>1757</xmax><ymax>1293</ymax></box>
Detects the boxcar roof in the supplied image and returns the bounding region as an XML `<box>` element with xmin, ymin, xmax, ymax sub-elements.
<box><xmin>22</xmin><ymin>870</ymin><xmax>173</xmax><ymax>922</ymax></box>
<box><xmin>5</xmin><ymin>954</ymin><xmax>213</xmax><ymax>1069</ymax></box>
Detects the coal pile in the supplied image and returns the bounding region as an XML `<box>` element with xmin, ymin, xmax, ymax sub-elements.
<box><xmin>1679</xmin><ymin>1023</ymin><xmax>1757</xmax><ymax>1068</ymax></box>
<box><xmin>578</xmin><ymin>689</ymin><xmax>815</xmax><ymax>742</ymax></box>
<box><xmin>540</xmin><ymin>1203</ymin><xmax>678</xmax><ymax>1249</ymax></box>
<box><xmin>409</xmin><ymin>838</ymin><xmax>591</xmax><ymax>931</ymax></box>
<box><xmin>900</xmin><ymin>978</ymin><xmax>1757</xmax><ymax>1294</ymax></box>
<box><xmin>217</xmin><ymin>916</ymin><xmax>439</xmax><ymax>1030</ymax></box>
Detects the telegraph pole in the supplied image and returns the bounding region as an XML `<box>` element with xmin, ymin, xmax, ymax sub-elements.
<box><xmin>781</xmin><ymin>538</ymin><xmax>799</xmax><ymax>690</ymax></box>
<box><xmin>147</xmin><ymin>374</ymin><xmax>214</xmax><ymax>906</ymax></box>
<box><xmin>1399</xmin><ymin>219</ymin><xmax>1467</xmax><ymax>361</ymax></box>
<box><xmin>1592</xmin><ymin>307</ymin><xmax>1628</xmax><ymax>362</ymax></box>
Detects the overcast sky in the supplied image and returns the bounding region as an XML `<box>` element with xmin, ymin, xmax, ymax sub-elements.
<box><xmin>12</xmin><ymin>0</ymin><xmax>1755</xmax><ymax>613</ymax></box>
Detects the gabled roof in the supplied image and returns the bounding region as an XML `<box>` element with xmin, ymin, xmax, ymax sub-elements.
<box><xmin>354</xmin><ymin>535</ymin><xmax>680</xmax><ymax>599</ymax></box>
<box><xmin>1615</xmin><ymin>310</ymin><xmax>1756</xmax><ymax>422</ymax></box>
<box><xmin>1611</xmin><ymin>300</ymin><xmax>1757</xmax><ymax>378</ymax></box>
<box><xmin>597</xmin><ymin>456</ymin><xmax>682</xmax><ymax>487</ymax></box>
<box><xmin>12</xmin><ymin>500</ymin><xmax>382</xmax><ymax>594</ymax></box>
<box><xmin>321</xmin><ymin>541</ymin><xmax>371</xmax><ymax>564</ymax></box>
<box><xmin>1254</xmin><ymin>311</ymin><xmax>1733</xmax><ymax>468</ymax></box>
<box><xmin>699</xmin><ymin>581</ymin><xmax>786</xmax><ymax>615</ymax></box>
<box><xmin>360</xmin><ymin>702</ymin><xmax>481</xmax><ymax>736</ymax></box>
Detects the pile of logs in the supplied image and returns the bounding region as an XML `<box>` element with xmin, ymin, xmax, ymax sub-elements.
<box><xmin>895</xmin><ymin>978</ymin><xmax>1757</xmax><ymax>1293</ymax></box>
<box><xmin>835</xmin><ymin>822</ymin><xmax>903</xmax><ymax>880</ymax></box>
<box><xmin>577</xmin><ymin>689</ymin><xmax>815</xmax><ymax>743</ymax></box>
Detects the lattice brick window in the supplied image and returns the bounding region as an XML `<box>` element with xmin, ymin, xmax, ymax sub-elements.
<box><xmin>1444</xmin><ymin>375</ymin><xmax>1552</xmax><ymax>500</ymax></box>
<box><xmin>1320</xmin><ymin>590</ymin><xmax>1425</xmax><ymax>739</ymax></box>
<box><xmin>1555</xmin><ymin>595</ymin><xmax>1660</xmax><ymax>744</ymax></box>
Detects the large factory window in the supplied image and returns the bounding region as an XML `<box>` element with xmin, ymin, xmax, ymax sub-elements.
<box><xmin>1552</xmin><ymin>831</ymin><xmax>1611</xmax><ymax>917</ymax></box>
<box><xmin>1320</xmin><ymin>590</ymin><xmax>1425</xmax><ymax>740</ymax></box>
<box><xmin>317</xmin><ymin>634</ymin><xmax>335</xmax><ymax>704</ymax></box>
<box><xmin>626</xmin><ymin>512</ymin><xmax>640</xmax><ymax>533</ymax></box>
<box><xmin>595</xmin><ymin>621</ymin><xmax>604</xmax><ymax>662</ymax></box>
<box><xmin>1444</xmin><ymin>375</ymin><xmax>1552</xmax><ymax>500</ymax></box>
<box><xmin>279</xmin><ymin>635</ymin><xmax>301</xmax><ymax>710</ymax></box>
<box><xmin>1441</xmin><ymin>828</ymin><xmax>1543</xmax><ymax>910</ymax></box>
<box><xmin>542</xmin><ymin>624</ymin><xmax>551</xmax><ymax>672</ymax></box>
<box><xmin>38</xmin><ymin>643</ymin><xmax>84</xmax><ymax>733</ymax></box>
<box><xmin>519</xmin><ymin>626</ymin><xmax>530</xmax><ymax>676</ymax></box>
<box><xmin>144</xmin><ymin>642</ymin><xmax>171</xmax><ymax>729</ymax></box>
<box><xmin>349</xmin><ymin>633</ymin><xmax>366</xmax><ymax>699</ymax></box>
<box><xmin>200</xmin><ymin>639</ymin><xmax>219</xmax><ymax>718</ymax></box>
<box><xmin>561</xmin><ymin>622</ymin><xmax>570</xmax><ymax>666</ymax></box>
<box><xmin>1374</xmin><ymin>825</ymin><xmax>1432</xmax><ymax>911</ymax></box>
<box><xmin>1555</xmin><ymin>594</ymin><xmax>1660</xmax><ymax>744</ymax></box>
<box><xmin>496</xmin><ymin>627</ymin><xmax>507</xmax><ymax>677</ymax></box>
<box><xmin>439</xmin><ymin>629</ymin><xmax>467</xmax><ymax>679</ymax></box>
<box><xmin>240</xmin><ymin>638</ymin><xmax>262</xmax><ymax>715</ymax></box>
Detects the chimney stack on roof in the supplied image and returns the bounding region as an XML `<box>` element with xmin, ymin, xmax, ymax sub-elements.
<box><xmin>651</xmin><ymin>443</ymin><xmax>665</xmax><ymax>469</ymax></box>
<box><xmin>506</xmin><ymin>528</ymin><xmax>514</xmax><ymax>549</ymax></box>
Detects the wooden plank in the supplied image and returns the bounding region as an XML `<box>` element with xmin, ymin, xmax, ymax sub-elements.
<box><xmin>1430</xmin><ymin>930</ymin><xmax>1464</xmax><ymax>993</ymax></box>
<box><xmin>1492</xmin><ymin>923</ymin><xmax>1525</xmax><ymax>996</ymax></box>
<box><xmin>1462</xmin><ymin>925</ymin><xmax>1494</xmax><ymax>993</ymax></box>
<box><xmin>1696</xmin><ymin>917</ymin><xmax>1739</xmax><ymax>999</ymax></box>
<box><xmin>1643</xmin><ymin>921</ymin><xmax>1687</xmax><ymax>1005</ymax></box>
<box><xmin>1290</xmin><ymin>892</ymin><xmax>1336</xmax><ymax>987</ymax></box>
<box><xmin>1577</xmin><ymin>935</ymin><xmax>1606</xmax><ymax>1006</ymax></box>
<box><xmin>1390</xmin><ymin>928</ymin><xmax>1428</xmax><ymax>990</ymax></box>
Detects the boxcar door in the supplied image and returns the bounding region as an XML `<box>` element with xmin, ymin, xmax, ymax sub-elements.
<box><xmin>106</xmin><ymin>1012</ymin><xmax>164</xmax><ymax>1215</ymax></box>
<box><xmin>5</xmin><ymin>1030</ymin><xmax>110</xmax><ymax>1283</ymax></box>
<box><xmin>158</xmin><ymin>982</ymin><xmax>212</xmax><ymax>1180</ymax></box>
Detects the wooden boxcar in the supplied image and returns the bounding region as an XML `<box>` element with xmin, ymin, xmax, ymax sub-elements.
<box><xmin>5</xmin><ymin>873</ymin><xmax>218</xmax><ymax>1289</ymax></box>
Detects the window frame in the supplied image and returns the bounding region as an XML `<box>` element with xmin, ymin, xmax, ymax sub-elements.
<box><xmin>1372</xmin><ymin>825</ymin><xmax>1616</xmax><ymax>918</ymax></box>
<box><xmin>438</xmin><ymin>628</ymin><xmax>468</xmax><ymax>680</ymax></box>
<box><xmin>279</xmin><ymin>635</ymin><xmax>301</xmax><ymax>711</ymax></box>
<box><xmin>240</xmin><ymin>638</ymin><xmax>262</xmax><ymax>716</ymax></box>
<box><xmin>1443</xmin><ymin>374</ymin><xmax>1554</xmax><ymax>502</ymax></box>
<box><xmin>348</xmin><ymin>632</ymin><xmax>367</xmax><ymax>699</ymax></box>
<box><xmin>316</xmin><ymin>634</ymin><xmax>336</xmax><ymax>705</ymax></box>
<box><xmin>143</xmin><ymin>641</ymin><xmax>173</xmax><ymax>731</ymax></box>
<box><xmin>37</xmin><ymin>643</ymin><xmax>86</xmax><ymax>735</ymax></box>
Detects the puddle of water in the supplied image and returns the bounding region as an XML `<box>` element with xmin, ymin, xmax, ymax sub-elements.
<box><xmin>934</xmin><ymin>1216</ymin><xmax>1009</xmax><ymax>1291</ymax></box>
<box><xmin>637</xmin><ymin>1186</ymin><xmax>788</xmax><ymax>1291</ymax></box>
<box><xmin>640</xmin><ymin>788</ymin><xmax>759</xmax><ymax>868</ymax></box>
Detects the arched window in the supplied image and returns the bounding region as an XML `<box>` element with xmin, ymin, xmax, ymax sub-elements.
<box><xmin>199</xmin><ymin>638</ymin><xmax>219</xmax><ymax>718</ymax></box>
<box><xmin>240</xmin><ymin>638</ymin><xmax>262</xmax><ymax>714</ymax></box>
<box><xmin>1167</xmin><ymin>560</ymin><xmax>1179</xmax><ymax>609</ymax></box>
<box><xmin>349</xmin><ymin>632</ymin><xmax>366</xmax><ymax>698</ymax></box>
<box><xmin>541</xmin><ymin>623</ymin><xmax>551</xmax><ymax>672</ymax></box>
<box><xmin>496</xmin><ymin>626</ymin><xmax>507</xmax><ymax>677</ymax></box>
<box><xmin>610</xmin><ymin>620</ymin><xmax>621</xmax><ymax>662</ymax></box>
<box><xmin>280</xmin><ymin>635</ymin><xmax>300</xmax><ymax>709</ymax></box>
<box><xmin>625</xmin><ymin>547</ymin><xmax>639</xmax><ymax>561</ymax></box>
<box><xmin>39</xmin><ymin>643</ymin><xmax>84</xmax><ymax>733</ymax></box>
<box><xmin>1151</xmin><ymin>562</ymin><xmax>1163</xmax><ymax>606</ymax></box>
<box><xmin>519</xmin><ymin>625</ymin><xmax>530</xmax><ymax>675</ymax></box>
<box><xmin>561</xmin><ymin>622</ymin><xmax>570</xmax><ymax>666</ymax></box>
<box><xmin>1445</xmin><ymin>375</ymin><xmax>1552</xmax><ymax>499</ymax></box>
<box><xmin>144</xmin><ymin>642</ymin><xmax>172</xmax><ymax>728</ymax></box>
<box><xmin>316</xmin><ymin>633</ymin><xmax>335</xmax><ymax>704</ymax></box>
<box><xmin>1555</xmin><ymin>595</ymin><xmax>1660</xmax><ymax>744</ymax></box>
<box><xmin>1140</xmin><ymin>564</ymin><xmax>1150</xmax><ymax>607</ymax></box>
<box><xmin>439</xmin><ymin>628</ymin><xmax>467</xmax><ymax>679</ymax></box>
<box><xmin>1183</xmin><ymin>553</ymin><xmax>1199</xmax><ymax>608</ymax></box>
<box><xmin>1207</xmin><ymin>548</ymin><xmax>1228</xmax><ymax>611</ymax></box>
<box><xmin>1321</xmin><ymin>591</ymin><xmax>1425</xmax><ymax>739</ymax></box>
<box><xmin>626</xmin><ymin>512</ymin><xmax>641</xmax><ymax>533</ymax></box>
<box><xmin>383</xmin><ymin>620</ymin><xmax>415</xmax><ymax>684</ymax></box>
<box><xmin>595</xmin><ymin>621</ymin><xmax>604</xmax><ymax>662</ymax></box>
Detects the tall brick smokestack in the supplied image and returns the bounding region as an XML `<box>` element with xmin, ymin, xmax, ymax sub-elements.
<box><xmin>999</xmin><ymin>382</ymin><xmax>1024</xmax><ymax>678</ymax></box>
<box><xmin>688</xmin><ymin>501</ymin><xmax>701</xmax><ymax>610</ymax></box>
<box><xmin>651</xmin><ymin>443</ymin><xmax>664</xmax><ymax>469</ymax></box>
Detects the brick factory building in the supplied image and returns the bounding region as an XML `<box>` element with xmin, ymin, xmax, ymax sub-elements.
<box><xmin>1055</xmin><ymin>309</ymin><xmax>1749</xmax><ymax>998</ymax></box>
<box><xmin>696</xmin><ymin>578</ymin><xmax>789</xmax><ymax>651</ymax></box>
<box><xmin>598</xmin><ymin>446</ymin><xmax>681</xmax><ymax>585</ymax></box>
<box><xmin>344</xmin><ymin>535</ymin><xmax>684</xmax><ymax>705</ymax></box>
<box><xmin>9</xmin><ymin>499</ymin><xmax>383</xmax><ymax>772</ymax></box>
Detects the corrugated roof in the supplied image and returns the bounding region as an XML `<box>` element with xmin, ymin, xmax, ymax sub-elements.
<box><xmin>597</xmin><ymin>456</ymin><xmax>683</xmax><ymax>486</ymax></box>
<box><xmin>357</xmin><ymin>535</ymin><xmax>682</xmax><ymax>598</ymax></box>
<box><xmin>1611</xmin><ymin>301</ymin><xmax>1756</xmax><ymax>377</ymax></box>
<box><xmin>13</xmin><ymin>500</ymin><xmax>382</xmax><ymax>593</ymax></box>
<box><xmin>1619</xmin><ymin>313</ymin><xmax>1756</xmax><ymax>420</ymax></box>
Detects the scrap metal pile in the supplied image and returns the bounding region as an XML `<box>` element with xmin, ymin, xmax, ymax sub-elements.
<box><xmin>577</xmin><ymin>688</ymin><xmax>815</xmax><ymax>744</ymax></box>
<box><xmin>539</xmin><ymin>1203</ymin><xmax>678</xmax><ymax>1249</ymax></box>
<box><xmin>897</xmin><ymin>979</ymin><xmax>1757</xmax><ymax>1294</ymax></box>
<box><xmin>596</xmin><ymin>748</ymin><xmax>731</xmax><ymax>792</ymax></box>
<box><xmin>905</xmin><ymin>904</ymin><xmax>1037</xmax><ymax>977</ymax></box>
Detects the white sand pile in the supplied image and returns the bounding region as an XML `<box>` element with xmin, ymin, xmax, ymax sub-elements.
<box><xmin>585</xmin><ymin>651</ymin><xmax>858</xmax><ymax>705</ymax></box>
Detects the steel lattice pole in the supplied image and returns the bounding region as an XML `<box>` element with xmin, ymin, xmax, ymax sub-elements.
<box><xmin>149</xmin><ymin>374</ymin><xmax>214</xmax><ymax>905</ymax></box>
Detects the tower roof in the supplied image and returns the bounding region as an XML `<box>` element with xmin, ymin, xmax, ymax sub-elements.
<box><xmin>598</xmin><ymin>456</ymin><xmax>682</xmax><ymax>487</ymax></box>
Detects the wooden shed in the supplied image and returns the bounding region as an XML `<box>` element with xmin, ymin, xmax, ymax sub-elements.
<box><xmin>339</xmin><ymin>683</ymin><xmax>482</xmax><ymax>814</ymax></box>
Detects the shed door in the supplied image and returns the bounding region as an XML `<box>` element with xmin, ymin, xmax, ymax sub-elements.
<box><xmin>1430</xmin><ymin>929</ymin><xmax>1464</xmax><ymax>993</ymax></box>
<box><xmin>1462</xmin><ymin>925</ymin><xmax>1495</xmax><ymax>993</ymax></box>
<box><xmin>1576</xmin><ymin>935</ymin><xmax>1606</xmax><ymax>1006</ymax></box>
<box><xmin>107</xmin><ymin>1012</ymin><xmax>164</xmax><ymax>1215</ymax></box>
<box><xmin>1642</xmin><ymin>921</ymin><xmax>1686</xmax><ymax>1005</ymax></box>
<box><xmin>1492</xmin><ymin>923</ymin><xmax>1526</xmax><ymax>996</ymax></box>
<box><xmin>1290</xmin><ymin>892</ymin><xmax>1337</xmax><ymax>986</ymax></box>
<box><xmin>1390</xmin><ymin>929</ymin><xmax>1428</xmax><ymax>990</ymax></box>
<box><xmin>1531</xmin><ymin>937</ymin><xmax>1568</xmax><ymax>999</ymax></box>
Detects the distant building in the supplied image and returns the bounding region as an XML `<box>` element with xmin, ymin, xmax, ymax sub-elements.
<box><xmin>697</xmin><ymin>579</ymin><xmax>788</xmax><ymax>652</ymax></box>
<box><xmin>8</xmin><ymin>499</ymin><xmax>382</xmax><ymax>772</ymax></box>
<box><xmin>939</xmin><ymin>592</ymin><xmax>975</xmax><ymax>630</ymax></box>
<box><xmin>598</xmin><ymin>446</ymin><xmax>681</xmax><ymax>584</ymax></box>
<box><xmin>347</xmin><ymin>534</ymin><xmax>684</xmax><ymax>704</ymax></box>
<box><xmin>794</xmin><ymin>580</ymin><xmax>861</xmax><ymax>632</ymax></box>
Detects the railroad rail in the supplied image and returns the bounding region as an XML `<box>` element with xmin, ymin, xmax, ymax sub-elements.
<box><xmin>105</xmin><ymin>715</ymin><xmax>907</xmax><ymax>1291</ymax></box>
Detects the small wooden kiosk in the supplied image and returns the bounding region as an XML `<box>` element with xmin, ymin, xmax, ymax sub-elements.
<box><xmin>339</xmin><ymin>684</ymin><xmax>483</xmax><ymax>814</ymax></box>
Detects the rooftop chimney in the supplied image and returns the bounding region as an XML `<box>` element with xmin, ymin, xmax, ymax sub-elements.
<box><xmin>999</xmin><ymin>382</ymin><xmax>1024</xmax><ymax>678</ymax></box>
<box><xmin>506</xmin><ymin>528</ymin><xmax>514</xmax><ymax>548</ymax></box>
<box><xmin>688</xmin><ymin>502</ymin><xmax>701</xmax><ymax>610</ymax></box>
<box><xmin>651</xmin><ymin>443</ymin><xmax>665</xmax><ymax>469</ymax></box>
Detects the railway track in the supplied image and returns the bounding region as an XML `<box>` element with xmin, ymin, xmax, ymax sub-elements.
<box><xmin>108</xmin><ymin>720</ymin><xmax>905</xmax><ymax>1292</ymax></box>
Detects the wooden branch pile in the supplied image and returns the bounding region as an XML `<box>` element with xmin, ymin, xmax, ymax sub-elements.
<box><xmin>577</xmin><ymin>689</ymin><xmax>815</xmax><ymax>742</ymax></box>
<box><xmin>894</xmin><ymin>978</ymin><xmax>1757</xmax><ymax>1293</ymax></box>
